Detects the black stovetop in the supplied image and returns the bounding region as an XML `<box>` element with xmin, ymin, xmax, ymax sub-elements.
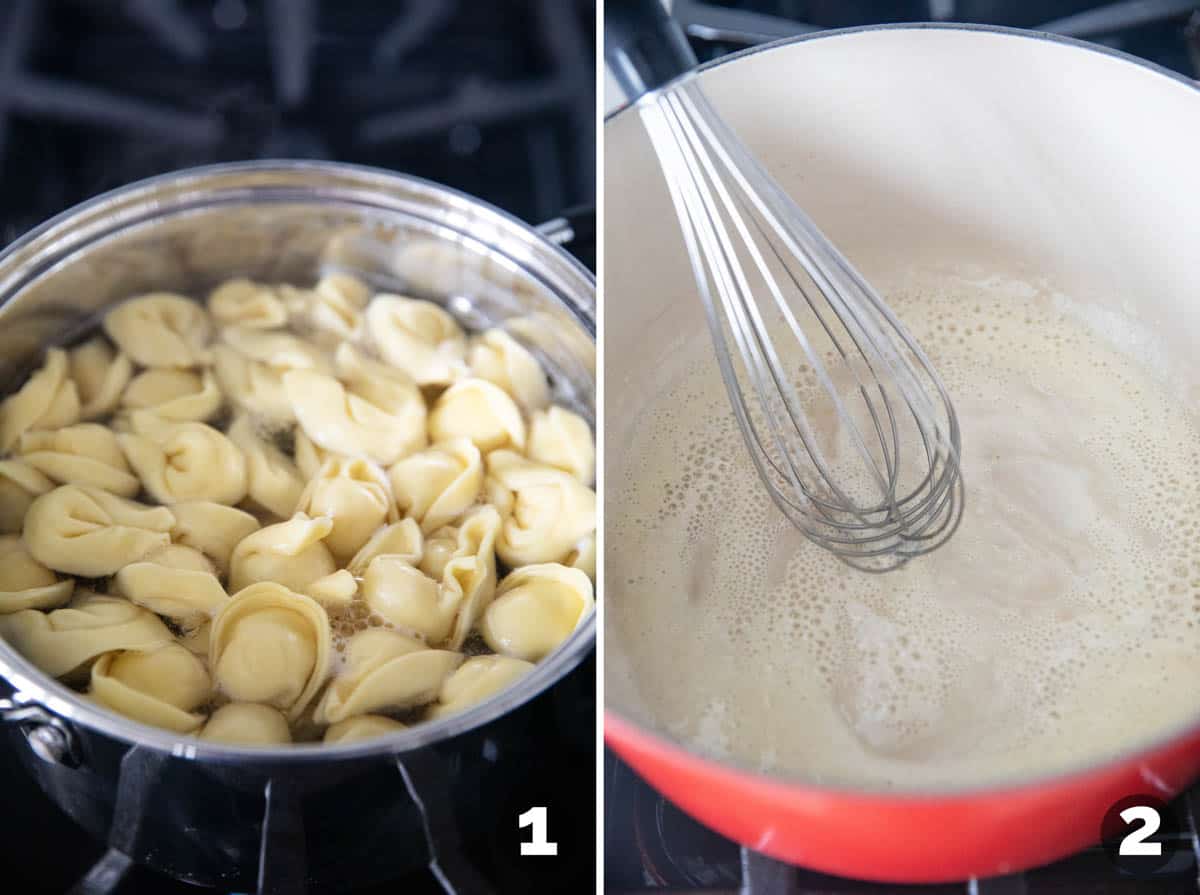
<box><xmin>604</xmin><ymin>2</ymin><xmax>1200</xmax><ymax>893</ymax></box>
<box><xmin>606</xmin><ymin>747</ymin><xmax>1200</xmax><ymax>893</ymax></box>
<box><xmin>0</xmin><ymin>2</ymin><xmax>595</xmax><ymax>893</ymax></box>
<box><xmin>0</xmin><ymin>0</ymin><xmax>595</xmax><ymax>261</ymax></box>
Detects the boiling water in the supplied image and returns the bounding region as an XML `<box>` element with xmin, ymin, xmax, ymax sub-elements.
<box><xmin>606</xmin><ymin>272</ymin><xmax>1200</xmax><ymax>789</ymax></box>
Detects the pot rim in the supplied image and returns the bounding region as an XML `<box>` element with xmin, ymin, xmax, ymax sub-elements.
<box><xmin>604</xmin><ymin>23</ymin><xmax>1200</xmax><ymax>798</ymax></box>
<box><xmin>0</xmin><ymin>159</ymin><xmax>596</xmax><ymax>762</ymax></box>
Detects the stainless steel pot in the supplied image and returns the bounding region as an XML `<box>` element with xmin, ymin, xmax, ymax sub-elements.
<box><xmin>0</xmin><ymin>161</ymin><xmax>596</xmax><ymax>891</ymax></box>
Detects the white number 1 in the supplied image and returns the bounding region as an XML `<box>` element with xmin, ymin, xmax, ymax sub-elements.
<box><xmin>519</xmin><ymin>806</ymin><xmax>558</xmax><ymax>856</ymax></box>
<box><xmin>1119</xmin><ymin>805</ymin><xmax>1163</xmax><ymax>856</ymax></box>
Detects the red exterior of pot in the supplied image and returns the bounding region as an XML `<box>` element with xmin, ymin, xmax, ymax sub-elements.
<box><xmin>606</xmin><ymin>712</ymin><xmax>1200</xmax><ymax>883</ymax></box>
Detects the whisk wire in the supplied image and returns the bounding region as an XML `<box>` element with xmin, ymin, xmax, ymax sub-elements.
<box><xmin>638</xmin><ymin>76</ymin><xmax>964</xmax><ymax>570</ymax></box>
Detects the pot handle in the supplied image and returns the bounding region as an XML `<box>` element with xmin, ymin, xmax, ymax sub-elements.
<box><xmin>0</xmin><ymin>694</ymin><xmax>81</xmax><ymax>767</ymax></box>
<box><xmin>536</xmin><ymin>203</ymin><xmax>594</xmax><ymax>250</ymax></box>
<box><xmin>605</xmin><ymin>0</ymin><xmax>698</xmax><ymax>100</ymax></box>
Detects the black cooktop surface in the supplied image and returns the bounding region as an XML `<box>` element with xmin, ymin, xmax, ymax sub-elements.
<box><xmin>0</xmin><ymin>0</ymin><xmax>595</xmax><ymax>260</ymax></box>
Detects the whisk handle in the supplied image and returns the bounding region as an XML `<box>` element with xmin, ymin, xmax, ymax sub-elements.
<box><xmin>605</xmin><ymin>0</ymin><xmax>698</xmax><ymax>100</ymax></box>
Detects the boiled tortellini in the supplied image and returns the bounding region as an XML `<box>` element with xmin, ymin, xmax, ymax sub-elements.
<box><xmin>0</xmin><ymin>273</ymin><xmax>594</xmax><ymax>745</ymax></box>
<box><xmin>221</xmin><ymin>325</ymin><xmax>332</xmax><ymax>374</ymax></box>
<box><xmin>346</xmin><ymin>518</ymin><xmax>423</xmax><ymax>576</ymax></box>
<box><xmin>200</xmin><ymin>702</ymin><xmax>291</xmax><ymax>745</ymax></box>
<box><xmin>120</xmin><ymin>368</ymin><xmax>222</xmax><ymax>423</ymax></box>
<box><xmin>170</xmin><ymin>501</ymin><xmax>259</xmax><ymax>574</ymax></box>
<box><xmin>69</xmin><ymin>338</ymin><xmax>132</xmax><ymax>421</ymax></box>
<box><xmin>481</xmin><ymin>564</ymin><xmax>594</xmax><ymax>662</ymax></box>
<box><xmin>314</xmin><ymin>629</ymin><xmax>461</xmax><ymax>725</ymax></box>
<box><xmin>0</xmin><ymin>348</ymin><xmax>80</xmax><ymax>452</ymax></box>
<box><xmin>468</xmin><ymin>329</ymin><xmax>550</xmax><ymax>412</ymax></box>
<box><xmin>389</xmin><ymin>439</ymin><xmax>482</xmax><ymax>533</ymax></box>
<box><xmin>119</xmin><ymin>413</ymin><xmax>247</xmax><ymax>506</ymax></box>
<box><xmin>486</xmin><ymin>451</ymin><xmax>597</xmax><ymax>567</ymax></box>
<box><xmin>323</xmin><ymin>714</ymin><xmax>405</xmax><ymax>743</ymax></box>
<box><xmin>419</xmin><ymin>525</ymin><xmax>461</xmax><ymax>581</ymax></box>
<box><xmin>227</xmin><ymin>415</ymin><xmax>305</xmax><ymax>519</ymax></box>
<box><xmin>428</xmin><ymin>655</ymin><xmax>535</xmax><ymax>720</ymax></box>
<box><xmin>296</xmin><ymin>456</ymin><xmax>395</xmax><ymax>562</ymax></box>
<box><xmin>90</xmin><ymin>643</ymin><xmax>211</xmax><ymax>733</ymax></box>
<box><xmin>365</xmin><ymin>295</ymin><xmax>467</xmax><ymax>385</ymax></box>
<box><xmin>210</xmin><ymin>582</ymin><xmax>332</xmax><ymax>720</ymax></box>
<box><xmin>0</xmin><ymin>536</ymin><xmax>73</xmax><ymax>613</ymax></box>
<box><xmin>207</xmin><ymin>278</ymin><xmax>288</xmax><ymax>329</ymax></box>
<box><xmin>211</xmin><ymin>344</ymin><xmax>294</xmax><ymax>425</ymax></box>
<box><xmin>112</xmin><ymin>544</ymin><xmax>229</xmax><ymax>628</ymax></box>
<box><xmin>362</xmin><ymin>557</ymin><xmax>457</xmax><ymax>644</ymax></box>
<box><xmin>566</xmin><ymin>532</ymin><xmax>597</xmax><ymax>580</ymax></box>
<box><xmin>228</xmin><ymin>513</ymin><xmax>347</xmax><ymax>599</ymax></box>
<box><xmin>0</xmin><ymin>459</ymin><xmax>53</xmax><ymax>533</ymax></box>
<box><xmin>428</xmin><ymin>378</ymin><xmax>526</xmax><ymax>452</ymax></box>
<box><xmin>284</xmin><ymin>273</ymin><xmax>369</xmax><ymax>342</ymax></box>
<box><xmin>0</xmin><ymin>592</ymin><xmax>175</xmax><ymax>678</ymax></box>
<box><xmin>24</xmin><ymin>485</ymin><xmax>175</xmax><ymax>577</ymax></box>
<box><xmin>284</xmin><ymin>368</ymin><xmax>422</xmax><ymax>467</ymax></box>
<box><xmin>18</xmin><ymin>424</ymin><xmax>140</xmax><ymax>496</ymax></box>
<box><xmin>103</xmin><ymin>293</ymin><xmax>212</xmax><ymax>368</ymax></box>
<box><xmin>441</xmin><ymin>506</ymin><xmax>502</xmax><ymax>649</ymax></box>
<box><xmin>527</xmin><ymin>406</ymin><xmax>595</xmax><ymax>485</ymax></box>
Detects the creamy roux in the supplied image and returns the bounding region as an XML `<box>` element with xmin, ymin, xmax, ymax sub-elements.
<box><xmin>606</xmin><ymin>274</ymin><xmax>1200</xmax><ymax>789</ymax></box>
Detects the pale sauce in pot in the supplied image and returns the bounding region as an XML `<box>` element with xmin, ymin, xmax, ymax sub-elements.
<box><xmin>607</xmin><ymin>271</ymin><xmax>1200</xmax><ymax>788</ymax></box>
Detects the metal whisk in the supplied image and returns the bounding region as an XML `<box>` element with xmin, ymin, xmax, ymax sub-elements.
<box><xmin>606</xmin><ymin>1</ymin><xmax>963</xmax><ymax>571</ymax></box>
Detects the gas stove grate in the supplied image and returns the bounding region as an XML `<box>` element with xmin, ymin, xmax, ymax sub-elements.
<box><xmin>0</xmin><ymin>0</ymin><xmax>595</xmax><ymax>242</ymax></box>
<box><xmin>605</xmin><ymin>751</ymin><xmax>1200</xmax><ymax>894</ymax></box>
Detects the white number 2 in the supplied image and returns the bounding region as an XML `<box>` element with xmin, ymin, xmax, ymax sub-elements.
<box><xmin>1119</xmin><ymin>805</ymin><xmax>1163</xmax><ymax>856</ymax></box>
<box><xmin>519</xmin><ymin>806</ymin><xmax>559</xmax><ymax>856</ymax></box>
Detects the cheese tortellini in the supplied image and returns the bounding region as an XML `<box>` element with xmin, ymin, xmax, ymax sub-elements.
<box><xmin>211</xmin><ymin>344</ymin><xmax>295</xmax><ymax>425</ymax></box>
<box><xmin>428</xmin><ymin>655</ymin><xmax>535</xmax><ymax>720</ymax></box>
<box><xmin>228</xmin><ymin>513</ymin><xmax>341</xmax><ymax>595</ymax></box>
<box><xmin>0</xmin><ymin>536</ymin><xmax>73</xmax><ymax>613</ymax></box>
<box><xmin>200</xmin><ymin>702</ymin><xmax>292</xmax><ymax>745</ymax></box>
<box><xmin>365</xmin><ymin>295</ymin><xmax>467</xmax><ymax>385</ymax></box>
<box><xmin>0</xmin><ymin>348</ymin><xmax>80</xmax><ymax>452</ymax></box>
<box><xmin>428</xmin><ymin>378</ymin><xmax>526</xmax><ymax>452</ymax></box>
<box><xmin>170</xmin><ymin>501</ymin><xmax>259</xmax><ymax>574</ymax></box>
<box><xmin>120</xmin><ymin>368</ymin><xmax>222</xmax><ymax>423</ymax></box>
<box><xmin>119</xmin><ymin>413</ymin><xmax>247</xmax><ymax>506</ymax></box>
<box><xmin>481</xmin><ymin>564</ymin><xmax>594</xmax><ymax>662</ymax></box>
<box><xmin>210</xmin><ymin>582</ymin><xmax>331</xmax><ymax>720</ymax></box>
<box><xmin>227</xmin><ymin>415</ymin><xmax>305</xmax><ymax>519</ymax></box>
<box><xmin>18</xmin><ymin>424</ymin><xmax>140</xmax><ymax>496</ymax></box>
<box><xmin>314</xmin><ymin>629</ymin><xmax>461</xmax><ymax>725</ymax></box>
<box><xmin>284</xmin><ymin>273</ymin><xmax>369</xmax><ymax>342</ymax></box>
<box><xmin>103</xmin><ymin>293</ymin><xmax>212</xmax><ymax>368</ymax></box>
<box><xmin>0</xmin><ymin>459</ymin><xmax>54</xmax><ymax>533</ymax></box>
<box><xmin>70</xmin><ymin>338</ymin><xmax>132</xmax><ymax>420</ymax></box>
<box><xmin>0</xmin><ymin>592</ymin><xmax>174</xmax><ymax>678</ymax></box>
<box><xmin>284</xmin><ymin>368</ymin><xmax>422</xmax><ymax>467</ymax></box>
<box><xmin>24</xmin><ymin>485</ymin><xmax>175</xmax><ymax>577</ymax></box>
<box><xmin>346</xmin><ymin>518</ymin><xmax>423</xmax><ymax>576</ymax></box>
<box><xmin>486</xmin><ymin>451</ymin><xmax>597</xmax><ymax>567</ymax></box>
<box><xmin>323</xmin><ymin>714</ymin><xmax>406</xmax><ymax>743</ymax></box>
<box><xmin>90</xmin><ymin>643</ymin><xmax>211</xmax><ymax>733</ymax></box>
<box><xmin>296</xmin><ymin>456</ymin><xmax>395</xmax><ymax>562</ymax></box>
<box><xmin>207</xmin><ymin>278</ymin><xmax>288</xmax><ymax>329</ymax></box>
<box><xmin>468</xmin><ymin>329</ymin><xmax>550</xmax><ymax>412</ymax></box>
<box><xmin>528</xmin><ymin>406</ymin><xmax>595</xmax><ymax>485</ymax></box>
<box><xmin>0</xmin><ymin>273</ymin><xmax>593</xmax><ymax>743</ymax></box>
<box><xmin>389</xmin><ymin>439</ymin><xmax>482</xmax><ymax>534</ymax></box>
<box><xmin>112</xmin><ymin>544</ymin><xmax>229</xmax><ymax>628</ymax></box>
